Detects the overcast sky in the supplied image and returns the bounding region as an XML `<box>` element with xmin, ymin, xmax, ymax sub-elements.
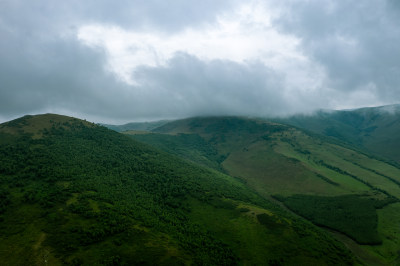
<box><xmin>1</xmin><ymin>0</ymin><xmax>400</xmax><ymax>123</ymax></box>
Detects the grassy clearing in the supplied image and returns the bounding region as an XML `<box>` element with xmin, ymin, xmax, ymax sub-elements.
<box><xmin>309</xmin><ymin>143</ymin><xmax>400</xmax><ymax>197</ymax></box>
<box><xmin>223</xmin><ymin>142</ymin><xmax>347</xmax><ymax>197</ymax></box>
<box><xmin>272</xmin><ymin>129</ymin><xmax>400</xmax><ymax>199</ymax></box>
<box><xmin>274</xmin><ymin>140</ymin><xmax>371</xmax><ymax>194</ymax></box>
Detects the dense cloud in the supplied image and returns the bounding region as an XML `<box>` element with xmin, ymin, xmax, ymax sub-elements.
<box><xmin>273</xmin><ymin>0</ymin><xmax>400</xmax><ymax>101</ymax></box>
<box><xmin>0</xmin><ymin>0</ymin><xmax>399</xmax><ymax>123</ymax></box>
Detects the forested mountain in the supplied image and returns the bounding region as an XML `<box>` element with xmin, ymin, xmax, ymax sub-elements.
<box><xmin>273</xmin><ymin>104</ymin><xmax>400</xmax><ymax>163</ymax></box>
<box><xmin>0</xmin><ymin>114</ymin><xmax>356</xmax><ymax>265</ymax></box>
<box><xmin>128</xmin><ymin>116</ymin><xmax>400</xmax><ymax>265</ymax></box>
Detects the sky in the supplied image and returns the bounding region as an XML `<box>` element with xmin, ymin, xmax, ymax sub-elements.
<box><xmin>1</xmin><ymin>0</ymin><xmax>400</xmax><ymax>124</ymax></box>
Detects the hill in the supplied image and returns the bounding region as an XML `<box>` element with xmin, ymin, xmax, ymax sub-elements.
<box><xmin>273</xmin><ymin>104</ymin><xmax>400</xmax><ymax>163</ymax></box>
<box><xmin>0</xmin><ymin>114</ymin><xmax>356</xmax><ymax>265</ymax></box>
<box><xmin>102</xmin><ymin>120</ymin><xmax>169</xmax><ymax>132</ymax></box>
<box><xmin>128</xmin><ymin>116</ymin><xmax>400</xmax><ymax>265</ymax></box>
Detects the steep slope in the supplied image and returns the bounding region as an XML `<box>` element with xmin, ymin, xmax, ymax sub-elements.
<box><xmin>129</xmin><ymin>116</ymin><xmax>400</xmax><ymax>265</ymax></box>
<box><xmin>274</xmin><ymin>104</ymin><xmax>400</xmax><ymax>163</ymax></box>
<box><xmin>0</xmin><ymin>114</ymin><xmax>356</xmax><ymax>265</ymax></box>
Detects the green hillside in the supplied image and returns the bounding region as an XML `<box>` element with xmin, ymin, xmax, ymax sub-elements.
<box><xmin>0</xmin><ymin>114</ymin><xmax>356</xmax><ymax>265</ymax></box>
<box><xmin>129</xmin><ymin>116</ymin><xmax>400</xmax><ymax>265</ymax></box>
<box><xmin>274</xmin><ymin>104</ymin><xmax>400</xmax><ymax>163</ymax></box>
<box><xmin>102</xmin><ymin>120</ymin><xmax>169</xmax><ymax>132</ymax></box>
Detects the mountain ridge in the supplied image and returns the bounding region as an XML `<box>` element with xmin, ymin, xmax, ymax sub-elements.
<box><xmin>273</xmin><ymin>104</ymin><xmax>400</xmax><ymax>163</ymax></box>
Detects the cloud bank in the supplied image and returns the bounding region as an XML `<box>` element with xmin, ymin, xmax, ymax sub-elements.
<box><xmin>1</xmin><ymin>0</ymin><xmax>399</xmax><ymax>123</ymax></box>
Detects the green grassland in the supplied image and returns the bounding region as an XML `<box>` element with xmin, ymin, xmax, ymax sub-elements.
<box><xmin>0</xmin><ymin>114</ymin><xmax>356</xmax><ymax>265</ymax></box>
<box><xmin>131</xmin><ymin>116</ymin><xmax>400</xmax><ymax>265</ymax></box>
<box><xmin>138</xmin><ymin>116</ymin><xmax>400</xmax><ymax>199</ymax></box>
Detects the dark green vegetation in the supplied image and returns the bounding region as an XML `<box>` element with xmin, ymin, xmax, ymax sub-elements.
<box><xmin>274</xmin><ymin>194</ymin><xmax>396</xmax><ymax>245</ymax></box>
<box><xmin>274</xmin><ymin>104</ymin><xmax>400</xmax><ymax>163</ymax></box>
<box><xmin>130</xmin><ymin>133</ymin><xmax>225</xmax><ymax>171</ymax></box>
<box><xmin>129</xmin><ymin>115</ymin><xmax>400</xmax><ymax>265</ymax></box>
<box><xmin>0</xmin><ymin>114</ymin><xmax>356</xmax><ymax>265</ymax></box>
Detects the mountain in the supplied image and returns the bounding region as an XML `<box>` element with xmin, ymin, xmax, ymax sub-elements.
<box><xmin>0</xmin><ymin>114</ymin><xmax>356</xmax><ymax>265</ymax></box>
<box><xmin>102</xmin><ymin>120</ymin><xmax>169</xmax><ymax>132</ymax></box>
<box><xmin>128</xmin><ymin>116</ymin><xmax>400</xmax><ymax>265</ymax></box>
<box><xmin>273</xmin><ymin>104</ymin><xmax>400</xmax><ymax>163</ymax></box>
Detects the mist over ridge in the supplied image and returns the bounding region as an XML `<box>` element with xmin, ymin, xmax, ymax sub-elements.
<box><xmin>2</xmin><ymin>1</ymin><xmax>400</xmax><ymax>124</ymax></box>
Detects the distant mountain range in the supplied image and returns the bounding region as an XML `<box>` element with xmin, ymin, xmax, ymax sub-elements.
<box><xmin>104</xmin><ymin>104</ymin><xmax>400</xmax><ymax>163</ymax></box>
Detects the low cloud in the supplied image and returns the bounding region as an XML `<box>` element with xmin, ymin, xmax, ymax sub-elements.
<box><xmin>1</xmin><ymin>0</ymin><xmax>399</xmax><ymax>123</ymax></box>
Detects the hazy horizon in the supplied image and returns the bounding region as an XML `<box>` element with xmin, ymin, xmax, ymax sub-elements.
<box><xmin>2</xmin><ymin>102</ymin><xmax>400</xmax><ymax>126</ymax></box>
